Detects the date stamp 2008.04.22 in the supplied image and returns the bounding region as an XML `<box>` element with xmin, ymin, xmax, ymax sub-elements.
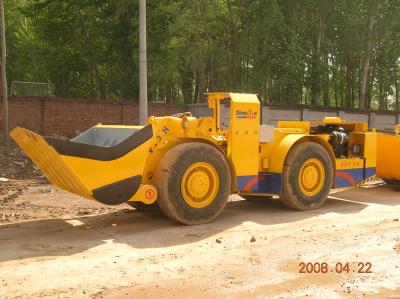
<box><xmin>299</xmin><ymin>262</ymin><xmax>372</xmax><ymax>274</ymax></box>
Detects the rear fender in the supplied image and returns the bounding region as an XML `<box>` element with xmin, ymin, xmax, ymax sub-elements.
<box><xmin>269</xmin><ymin>134</ymin><xmax>336</xmax><ymax>187</ymax></box>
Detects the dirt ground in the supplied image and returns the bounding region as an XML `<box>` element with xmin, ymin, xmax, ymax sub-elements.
<box><xmin>1</xmin><ymin>146</ymin><xmax>400</xmax><ymax>298</ymax></box>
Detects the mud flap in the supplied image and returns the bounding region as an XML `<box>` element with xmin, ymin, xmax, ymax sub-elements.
<box><xmin>92</xmin><ymin>176</ymin><xmax>142</xmax><ymax>205</ymax></box>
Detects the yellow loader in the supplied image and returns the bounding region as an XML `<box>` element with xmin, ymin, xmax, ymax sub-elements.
<box><xmin>10</xmin><ymin>92</ymin><xmax>395</xmax><ymax>225</ymax></box>
<box><xmin>376</xmin><ymin>125</ymin><xmax>400</xmax><ymax>186</ymax></box>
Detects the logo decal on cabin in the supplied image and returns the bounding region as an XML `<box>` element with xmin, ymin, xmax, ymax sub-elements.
<box><xmin>236</xmin><ymin>110</ymin><xmax>257</xmax><ymax>120</ymax></box>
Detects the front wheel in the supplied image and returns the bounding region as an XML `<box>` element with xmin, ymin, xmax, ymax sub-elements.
<box><xmin>280</xmin><ymin>142</ymin><xmax>333</xmax><ymax>211</ymax></box>
<box><xmin>155</xmin><ymin>142</ymin><xmax>231</xmax><ymax>225</ymax></box>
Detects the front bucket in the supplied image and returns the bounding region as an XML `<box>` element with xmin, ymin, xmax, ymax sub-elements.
<box><xmin>10</xmin><ymin>125</ymin><xmax>154</xmax><ymax>205</ymax></box>
<box><xmin>377</xmin><ymin>130</ymin><xmax>400</xmax><ymax>182</ymax></box>
<box><xmin>10</xmin><ymin>127</ymin><xmax>92</xmax><ymax>199</ymax></box>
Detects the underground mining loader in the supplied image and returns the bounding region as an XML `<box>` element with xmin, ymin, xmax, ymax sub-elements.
<box><xmin>376</xmin><ymin>124</ymin><xmax>400</xmax><ymax>186</ymax></box>
<box><xmin>10</xmin><ymin>92</ymin><xmax>386</xmax><ymax>225</ymax></box>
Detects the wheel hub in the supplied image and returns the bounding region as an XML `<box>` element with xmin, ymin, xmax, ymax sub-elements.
<box><xmin>303</xmin><ymin>166</ymin><xmax>319</xmax><ymax>189</ymax></box>
<box><xmin>187</xmin><ymin>171</ymin><xmax>210</xmax><ymax>198</ymax></box>
<box><xmin>181</xmin><ymin>162</ymin><xmax>219</xmax><ymax>208</ymax></box>
<box><xmin>298</xmin><ymin>158</ymin><xmax>325</xmax><ymax>197</ymax></box>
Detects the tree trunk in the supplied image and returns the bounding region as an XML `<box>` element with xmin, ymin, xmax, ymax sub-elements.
<box><xmin>368</xmin><ymin>58</ymin><xmax>376</xmax><ymax>109</ymax></box>
<box><xmin>311</xmin><ymin>3</ymin><xmax>323</xmax><ymax>105</ymax></box>
<box><xmin>323</xmin><ymin>53</ymin><xmax>329</xmax><ymax>106</ymax></box>
<box><xmin>196</xmin><ymin>65</ymin><xmax>206</xmax><ymax>103</ymax></box>
<box><xmin>346</xmin><ymin>53</ymin><xmax>352</xmax><ymax>108</ymax></box>
<box><xmin>395</xmin><ymin>66</ymin><xmax>399</xmax><ymax>111</ymax></box>
<box><xmin>165</xmin><ymin>83</ymin><xmax>173</xmax><ymax>104</ymax></box>
<box><xmin>340</xmin><ymin>67</ymin><xmax>344</xmax><ymax>107</ymax></box>
<box><xmin>181</xmin><ymin>69</ymin><xmax>194</xmax><ymax>104</ymax></box>
<box><xmin>332</xmin><ymin>60</ymin><xmax>339</xmax><ymax>107</ymax></box>
<box><xmin>359</xmin><ymin>6</ymin><xmax>375</xmax><ymax>110</ymax></box>
<box><xmin>378</xmin><ymin>62</ymin><xmax>384</xmax><ymax>110</ymax></box>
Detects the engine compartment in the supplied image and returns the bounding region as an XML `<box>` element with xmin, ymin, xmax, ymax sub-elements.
<box><xmin>311</xmin><ymin>124</ymin><xmax>364</xmax><ymax>159</ymax></box>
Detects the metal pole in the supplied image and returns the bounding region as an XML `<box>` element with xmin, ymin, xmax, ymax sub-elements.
<box><xmin>0</xmin><ymin>0</ymin><xmax>8</xmax><ymax>149</ymax></box>
<box><xmin>139</xmin><ymin>0</ymin><xmax>148</xmax><ymax>125</ymax></box>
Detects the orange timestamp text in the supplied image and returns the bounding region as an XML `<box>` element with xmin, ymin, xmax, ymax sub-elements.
<box><xmin>299</xmin><ymin>262</ymin><xmax>372</xmax><ymax>274</ymax></box>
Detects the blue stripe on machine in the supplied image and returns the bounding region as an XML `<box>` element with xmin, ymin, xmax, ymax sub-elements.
<box><xmin>238</xmin><ymin>167</ymin><xmax>377</xmax><ymax>192</ymax></box>
<box><xmin>237</xmin><ymin>173</ymin><xmax>282</xmax><ymax>194</ymax></box>
<box><xmin>335</xmin><ymin>167</ymin><xmax>376</xmax><ymax>188</ymax></box>
<box><xmin>365</xmin><ymin>167</ymin><xmax>376</xmax><ymax>178</ymax></box>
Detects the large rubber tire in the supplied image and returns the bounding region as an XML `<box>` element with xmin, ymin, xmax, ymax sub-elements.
<box><xmin>280</xmin><ymin>142</ymin><xmax>333</xmax><ymax>211</ymax></box>
<box><xmin>127</xmin><ymin>202</ymin><xmax>160</xmax><ymax>212</ymax></box>
<box><xmin>155</xmin><ymin>142</ymin><xmax>231</xmax><ymax>225</ymax></box>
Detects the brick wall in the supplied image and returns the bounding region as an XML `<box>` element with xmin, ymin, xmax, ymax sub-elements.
<box><xmin>0</xmin><ymin>97</ymin><xmax>187</xmax><ymax>138</ymax></box>
<box><xmin>2</xmin><ymin>96</ymin><xmax>399</xmax><ymax>139</ymax></box>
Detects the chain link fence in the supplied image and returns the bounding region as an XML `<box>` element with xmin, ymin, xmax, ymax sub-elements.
<box><xmin>10</xmin><ymin>81</ymin><xmax>53</xmax><ymax>97</ymax></box>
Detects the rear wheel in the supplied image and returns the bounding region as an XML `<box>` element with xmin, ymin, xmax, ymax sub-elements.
<box><xmin>280</xmin><ymin>142</ymin><xmax>333</xmax><ymax>211</ymax></box>
<box><xmin>155</xmin><ymin>142</ymin><xmax>231</xmax><ymax>225</ymax></box>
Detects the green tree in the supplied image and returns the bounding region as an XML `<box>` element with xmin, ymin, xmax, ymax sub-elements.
<box><xmin>4</xmin><ymin>0</ymin><xmax>400</xmax><ymax>109</ymax></box>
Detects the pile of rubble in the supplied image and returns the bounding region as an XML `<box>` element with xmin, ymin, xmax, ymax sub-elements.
<box><xmin>0</xmin><ymin>145</ymin><xmax>42</xmax><ymax>181</ymax></box>
<box><xmin>0</xmin><ymin>181</ymin><xmax>27</xmax><ymax>203</ymax></box>
<box><xmin>0</xmin><ymin>144</ymin><xmax>46</xmax><ymax>207</ymax></box>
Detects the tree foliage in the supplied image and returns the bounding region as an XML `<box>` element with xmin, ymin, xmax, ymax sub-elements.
<box><xmin>5</xmin><ymin>0</ymin><xmax>400</xmax><ymax>109</ymax></box>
